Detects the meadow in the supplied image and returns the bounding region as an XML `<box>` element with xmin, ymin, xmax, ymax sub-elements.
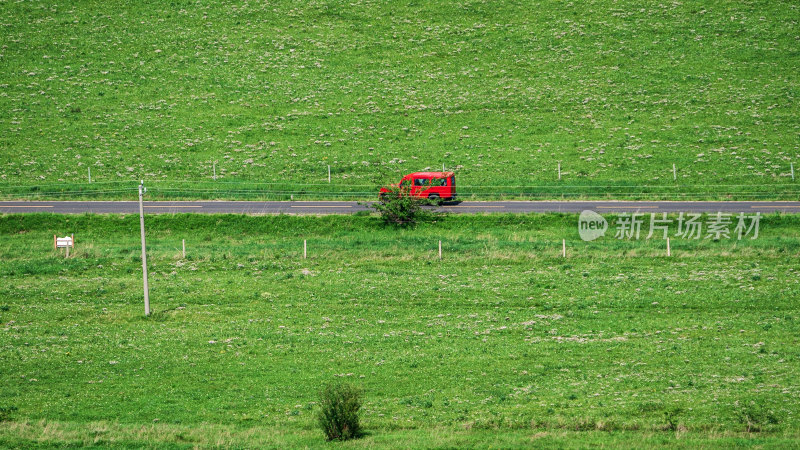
<box><xmin>1</xmin><ymin>0</ymin><xmax>799</xmax><ymax>200</ymax></box>
<box><xmin>1</xmin><ymin>212</ymin><xmax>799</xmax><ymax>447</ymax></box>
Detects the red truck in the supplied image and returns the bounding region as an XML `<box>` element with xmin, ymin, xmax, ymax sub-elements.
<box><xmin>379</xmin><ymin>172</ymin><xmax>456</xmax><ymax>203</ymax></box>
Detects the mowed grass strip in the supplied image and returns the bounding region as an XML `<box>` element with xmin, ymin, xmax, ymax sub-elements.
<box><xmin>1</xmin><ymin>420</ymin><xmax>798</xmax><ymax>449</ymax></box>
<box><xmin>0</xmin><ymin>213</ymin><xmax>799</xmax><ymax>446</ymax></box>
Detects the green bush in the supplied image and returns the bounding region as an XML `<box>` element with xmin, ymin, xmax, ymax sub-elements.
<box><xmin>735</xmin><ymin>401</ymin><xmax>779</xmax><ymax>433</ymax></box>
<box><xmin>372</xmin><ymin>185</ymin><xmax>438</xmax><ymax>226</ymax></box>
<box><xmin>0</xmin><ymin>406</ymin><xmax>17</xmax><ymax>422</ymax></box>
<box><xmin>663</xmin><ymin>407</ymin><xmax>683</xmax><ymax>431</ymax></box>
<box><xmin>317</xmin><ymin>382</ymin><xmax>363</xmax><ymax>441</ymax></box>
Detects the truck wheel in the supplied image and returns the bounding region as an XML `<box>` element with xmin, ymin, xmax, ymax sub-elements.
<box><xmin>428</xmin><ymin>194</ymin><xmax>441</xmax><ymax>205</ymax></box>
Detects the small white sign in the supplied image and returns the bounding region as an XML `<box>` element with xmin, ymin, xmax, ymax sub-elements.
<box><xmin>54</xmin><ymin>235</ymin><xmax>74</xmax><ymax>248</ymax></box>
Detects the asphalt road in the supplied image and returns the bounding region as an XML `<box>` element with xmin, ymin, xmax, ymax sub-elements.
<box><xmin>1</xmin><ymin>200</ymin><xmax>800</xmax><ymax>214</ymax></box>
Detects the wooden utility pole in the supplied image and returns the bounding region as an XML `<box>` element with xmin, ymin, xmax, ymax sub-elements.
<box><xmin>139</xmin><ymin>181</ymin><xmax>150</xmax><ymax>316</ymax></box>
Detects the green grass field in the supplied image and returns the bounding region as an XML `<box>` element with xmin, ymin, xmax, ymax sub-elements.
<box><xmin>1</xmin><ymin>0</ymin><xmax>799</xmax><ymax>200</ymax></box>
<box><xmin>1</xmin><ymin>212</ymin><xmax>799</xmax><ymax>447</ymax></box>
<box><xmin>2</xmin><ymin>0</ymin><xmax>800</xmax><ymax>446</ymax></box>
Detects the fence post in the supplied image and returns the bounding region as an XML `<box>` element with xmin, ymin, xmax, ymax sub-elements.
<box><xmin>182</xmin><ymin>239</ymin><xmax>186</xmax><ymax>259</ymax></box>
<box><xmin>562</xmin><ymin>239</ymin><xmax>566</xmax><ymax>258</ymax></box>
<box><xmin>792</xmin><ymin>162</ymin><xmax>795</xmax><ymax>181</ymax></box>
<box><xmin>88</xmin><ymin>167</ymin><xmax>91</xmax><ymax>183</ymax></box>
<box><xmin>304</xmin><ymin>239</ymin><xmax>307</xmax><ymax>259</ymax></box>
<box><xmin>673</xmin><ymin>163</ymin><xmax>677</xmax><ymax>181</ymax></box>
<box><xmin>213</xmin><ymin>162</ymin><xmax>217</xmax><ymax>181</ymax></box>
<box><xmin>64</xmin><ymin>234</ymin><xmax>73</xmax><ymax>258</ymax></box>
<box><xmin>667</xmin><ymin>237</ymin><xmax>671</xmax><ymax>257</ymax></box>
<box><xmin>438</xmin><ymin>240</ymin><xmax>442</xmax><ymax>260</ymax></box>
<box><xmin>558</xmin><ymin>162</ymin><xmax>561</xmax><ymax>180</ymax></box>
<box><xmin>328</xmin><ymin>165</ymin><xmax>331</xmax><ymax>183</ymax></box>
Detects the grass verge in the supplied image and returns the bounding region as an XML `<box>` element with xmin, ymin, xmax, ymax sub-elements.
<box><xmin>0</xmin><ymin>213</ymin><xmax>798</xmax><ymax>446</ymax></box>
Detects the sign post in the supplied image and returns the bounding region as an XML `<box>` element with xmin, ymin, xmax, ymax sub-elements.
<box><xmin>54</xmin><ymin>234</ymin><xmax>74</xmax><ymax>258</ymax></box>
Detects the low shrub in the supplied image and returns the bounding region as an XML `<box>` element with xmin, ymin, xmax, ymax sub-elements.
<box><xmin>317</xmin><ymin>382</ymin><xmax>363</xmax><ymax>441</ymax></box>
<box><xmin>0</xmin><ymin>406</ymin><xmax>17</xmax><ymax>422</ymax></box>
<box><xmin>372</xmin><ymin>185</ymin><xmax>439</xmax><ymax>226</ymax></box>
<box><xmin>736</xmin><ymin>401</ymin><xmax>779</xmax><ymax>432</ymax></box>
<box><xmin>663</xmin><ymin>407</ymin><xmax>683</xmax><ymax>431</ymax></box>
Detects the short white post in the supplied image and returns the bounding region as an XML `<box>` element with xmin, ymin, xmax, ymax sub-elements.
<box><xmin>328</xmin><ymin>165</ymin><xmax>331</xmax><ymax>183</ymax></box>
<box><xmin>562</xmin><ymin>239</ymin><xmax>566</xmax><ymax>258</ymax></box>
<box><xmin>667</xmin><ymin>237</ymin><xmax>671</xmax><ymax>257</ymax></box>
<box><xmin>213</xmin><ymin>162</ymin><xmax>217</xmax><ymax>181</ymax></box>
<box><xmin>65</xmin><ymin>243</ymin><xmax>70</xmax><ymax>258</ymax></box>
<box><xmin>182</xmin><ymin>239</ymin><xmax>186</xmax><ymax>259</ymax></box>
<box><xmin>791</xmin><ymin>162</ymin><xmax>795</xmax><ymax>181</ymax></box>
<box><xmin>88</xmin><ymin>167</ymin><xmax>91</xmax><ymax>183</ymax></box>
<box><xmin>673</xmin><ymin>163</ymin><xmax>677</xmax><ymax>181</ymax></box>
<box><xmin>558</xmin><ymin>162</ymin><xmax>561</xmax><ymax>180</ymax></box>
<box><xmin>442</xmin><ymin>163</ymin><xmax>445</xmax><ymax>172</ymax></box>
<box><xmin>303</xmin><ymin>239</ymin><xmax>307</xmax><ymax>259</ymax></box>
<box><xmin>438</xmin><ymin>240</ymin><xmax>442</xmax><ymax>260</ymax></box>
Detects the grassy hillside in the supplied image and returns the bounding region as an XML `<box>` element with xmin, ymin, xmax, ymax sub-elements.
<box><xmin>1</xmin><ymin>0</ymin><xmax>799</xmax><ymax>200</ymax></box>
<box><xmin>1</xmin><ymin>213</ymin><xmax>799</xmax><ymax>446</ymax></box>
